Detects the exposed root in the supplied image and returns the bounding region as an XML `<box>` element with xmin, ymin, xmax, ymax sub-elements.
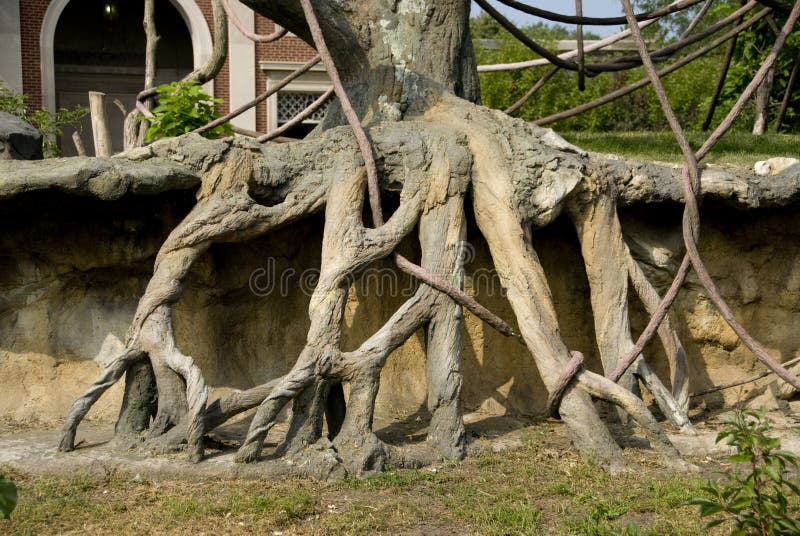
<box><xmin>58</xmin><ymin>89</ymin><xmax>775</xmax><ymax>475</ymax></box>
<box><xmin>234</xmin><ymin>130</ymin><xmax>474</xmax><ymax>471</ymax></box>
<box><xmin>204</xmin><ymin>377</ymin><xmax>283</xmax><ymax>432</ymax></box>
<box><xmin>568</xmin><ymin>189</ymin><xmax>694</xmax><ymax>433</ymax></box>
<box><xmin>58</xmin><ymin>142</ymin><xmax>334</xmax><ymax>460</ymax></box>
<box><xmin>575</xmin><ymin>370</ymin><xmax>697</xmax><ymax>472</ymax></box>
<box><xmin>428</xmin><ymin>97</ymin><xmax>627</xmax><ymax>470</ymax></box>
<box><xmin>59</xmin><ymin>348</ymin><xmax>146</xmax><ymax>452</ymax></box>
<box><xmin>626</xmin><ymin>249</ymin><xmax>690</xmax><ymax>413</ymax></box>
<box><xmin>138</xmin><ymin>306</ymin><xmax>208</xmax><ymax>462</ymax></box>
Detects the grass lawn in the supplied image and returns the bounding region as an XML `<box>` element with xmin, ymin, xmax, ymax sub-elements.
<box><xmin>1</xmin><ymin>422</ymin><xmax>729</xmax><ymax>536</ymax></box>
<box><xmin>561</xmin><ymin>131</ymin><xmax>800</xmax><ymax>168</ymax></box>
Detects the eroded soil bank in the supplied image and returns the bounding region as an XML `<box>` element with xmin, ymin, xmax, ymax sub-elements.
<box><xmin>1</xmin><ymin>183</ymin><xmax>799</xmax><ymax>425</ymax></box>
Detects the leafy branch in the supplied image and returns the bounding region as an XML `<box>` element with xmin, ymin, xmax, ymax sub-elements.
<box><xmin>689</xmin><ymin>407</ymin><xmax>800</xmax><ymax>536</ymax></box>
<box><xmin>0</xmin><ymin>85</ymin><xmax>88</xmax><ymax>158</ymax></box>
<box><xmin>143</xmin><ymin>80</ymin><xmax>232</xmax><ymax>143</ymax></box>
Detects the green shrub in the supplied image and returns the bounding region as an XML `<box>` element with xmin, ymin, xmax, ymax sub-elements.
<box><xmin>0</xmin><ymin>85</ymin><xmax>88</xmax><ymax>158</ymax></box>
<box><xmin>689</xmin><ymin>407</ymin><xmax>800</xmax><ymax>535</ymax></box>
<box><xmin>0</xmin><ymin>475</ymin><xmax>18</xmax><ymax>519</ymax></box>
<box><xmin>143</xmin><ymin>80</ymin><xmax>232</xmax><ymax>143</ymax></box>
<box><xmin>472</xmin><ymin>19</ymin><xmax>719</xmax><ymax>133</ymax></box>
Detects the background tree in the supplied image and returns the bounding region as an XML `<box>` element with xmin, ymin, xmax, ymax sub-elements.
<box><xmin>472</xmin><ymin>14</ymin><xmax>719</xmax><ymax>130</ymax></box>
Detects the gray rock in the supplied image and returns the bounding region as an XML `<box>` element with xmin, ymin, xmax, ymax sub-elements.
<box><xmin>0</xmin><ymin>111</ymin><xmax>43</xmax><ymax>160</ymax></box>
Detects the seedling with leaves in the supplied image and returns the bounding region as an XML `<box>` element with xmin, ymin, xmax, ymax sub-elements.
<box><xmin>143</xmin><ymin>80</ymin><xmax>232</xmax><ymax>143</ymax></box>
<box><xmin>689</xmin><ymin>407</ymin><xmax>800</xmax><ymax>535</ymax></box>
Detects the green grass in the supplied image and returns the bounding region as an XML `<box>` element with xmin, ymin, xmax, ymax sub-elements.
<box><xmin>561</xmin><ymin>131</ymin><xmax>800</xmax><ymax>167</ymax></box>
<box><xmin>0</xmin><ymin>423</ymin><xmax>725</xmax><ymax>535</ymax></box>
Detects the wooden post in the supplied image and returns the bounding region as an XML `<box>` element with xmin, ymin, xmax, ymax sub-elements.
<box><xmin>71</xmin><ymin>131</ymin><xmax>86</xmax><ymax>156</ymax></box>
<box><xmin>89</xmin><ymin>91</ymin><xmax>112</xmax><ymax>156</ymax></box>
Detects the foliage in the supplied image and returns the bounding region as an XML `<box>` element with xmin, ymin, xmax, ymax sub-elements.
<box><xmin>472</xmin><ymin>3</ymin><xmax>800</xmax><ymax>133</ymax></box>
<box><xmin>718</xmin><ymin>11</ymin><xmax>800</xmax><ymax>133</ymax></box>
<box><xmin>564</xmin><ymin>501</ymin><xmax>650</xmax><ymax>535</ymax></box>
<box><xmin>0</xmin><ymin>475</ymin><xmax>18</xmax><ymax>519</ymax></box>
<box><xmin>471</xmin><ymin>14</ymin><xmax>720</xmax><ymax>132</ymax></box>
<box><xmin>0</xmin><ymin>85</ymin><xmax>88</xmax><ymax>158</ymax></box>
<box><xmin>636</xmin><ymin>0</ymin><xmax>800</xmax><ymax>132</ymax></box>
<box><xmin>689</xmin><ymin>407</ymin><xmax>800</xmax><ymax>535</ymax></box>
<box><xmin>144</xmin><ymin>80</ymin><xmax>232</xmax><ymax>143</ymax></box>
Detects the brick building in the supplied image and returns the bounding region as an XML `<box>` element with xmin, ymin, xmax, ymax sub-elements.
<box><xmin>0</xmin><ymin>0</ymin><xmax>331</xmax><ymax>154</ymax></box>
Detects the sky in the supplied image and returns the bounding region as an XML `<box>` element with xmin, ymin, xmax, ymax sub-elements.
<box><xmin>472</xmin><ymin>0</ymin><xmax>630</xmax><ymax>37</ymax></box>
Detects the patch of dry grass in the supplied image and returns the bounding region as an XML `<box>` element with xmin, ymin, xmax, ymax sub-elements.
<box><xmin>0</xmin><ymin>422</ymin><xmax>724</xmax><ymax>535</ymax></box>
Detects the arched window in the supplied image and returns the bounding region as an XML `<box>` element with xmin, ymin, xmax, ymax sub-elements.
<box><xmin>52</xmin><ymin>0</ymin><xmax>192</xmax><ymax>155</ymax></box>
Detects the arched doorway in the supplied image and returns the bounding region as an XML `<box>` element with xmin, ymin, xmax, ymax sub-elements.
<box><xmin>42</xmin><ymin>0</ymin><xmax>208</xmax><ymax>155</ymax></box>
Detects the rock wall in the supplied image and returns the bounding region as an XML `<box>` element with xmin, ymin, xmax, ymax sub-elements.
<box><xmin>1</xmin><ymin>188</ymin><xmax>798</xmax><ymax>425</ymax></box>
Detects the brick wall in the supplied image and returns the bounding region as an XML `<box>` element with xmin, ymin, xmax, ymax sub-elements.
<box><xmin>253</xmin><ymin>17</ymin><xmax>317</xmax><ymax>133</ymax></box>
<box><xmin>194</xmin><ymin>0</ymin><xmax>230</xmax><ymax>114</ymax></box>
<box><xmin>17</xmin><ymin>0</ymin><xmax>232</xmax><ymax>113</ymax></box>
<box><xmin>19</xmin><ymin>0</ymin><xmax>48</xmax><ymax>109</ymax></box>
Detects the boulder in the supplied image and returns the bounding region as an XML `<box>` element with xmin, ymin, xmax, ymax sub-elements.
<box><xmin>0</xmin><ymin>111</ymin><xmax>43</xmax><ymax>160</ymax></box>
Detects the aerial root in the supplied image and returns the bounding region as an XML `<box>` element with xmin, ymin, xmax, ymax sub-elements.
<box><xmin>234</xmin><ymin>146</ymin><xmax>473</xmax><ymax>471</ymax></box>
<box><xmin>626</xmin><ymin>252</ymin><xmax>690</xmax><ymax>413</ymax></box>
<box><xmin>58</xmin><ymin>152</ymin><xmax>329</xmax><ymax>459</ymax></box>
<box><xmin>59</xmin><ymin>348</ymin><xmax>147</xmax><ymax>452</ymax></box>
<box><xmin>575</xmin><ymin>370</ymin><xmax>697</xmax><ymax>471</ymax></box>
<box><xmin>570</xmin><ymin>191</ymin><xmax>695</xmax><ymax>433</ymax></box>
<box><xmin>547</xmin><ymin>351</ymin><xmax>585</xmax><ymax>420</ymax></box>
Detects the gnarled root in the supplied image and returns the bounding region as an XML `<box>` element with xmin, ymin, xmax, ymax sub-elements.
<box><xmin>428</xmin><ymin>95</ymin><xmax>692</xmax><ymax>470</ymax></box>
<box><xmin>569</xmin><ymin>191</ymin><xmax>695</xmax><ymax>434</ymax></box>
<box><xmin>59</xmin><ymin>348</ymin><xmax>147</xmax><ymax>452</ymax></box>
<box><xmin>236</xmin><ymin>150</ymin><xmax>428</xmax><ymax>465</ymax></box>
<box><xmin>59</xmin><ymin>96</ymin><xmax>723</xmax><ymax>474</ymax></box>
<box><xmin>574</xmin><ymin>370</ymin><xmax>696</xmax><ymax>472</ymax></box>
<box><xmin>234</xmin><ymin>128</ymin><xmax>473</xmax><ymax>474</ymax></box>
<box><xmin>58</xmin><ymin>142</ymin><xmax>332</xmax><ymax>460</ymax></box>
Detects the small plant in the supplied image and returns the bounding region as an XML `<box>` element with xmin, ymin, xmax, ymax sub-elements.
<box><xmin>689</xmin><ymin>407</ymin><xmax>800</xmax><ymax>535</ymax></box>
<box><xmin>0</xmin><ymin>85</ymin><xmax>88</xmax><ymax>158</ymax></box>
<box><xmin>0</xmin><ymin>474</ymin><xmax>18</xmax><ymax>519</ymax></box>
<box><xmin>143</xmin><ymin>80</ymin><xmax>232</xmax><ymax>143</ymax></box>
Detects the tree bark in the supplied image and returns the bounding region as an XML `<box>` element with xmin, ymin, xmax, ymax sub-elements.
<box><xmin>137</xmin><ymin>0</ymin><xmax>160</xmax><ymax>146</ymax></box>
<box><xmin>89</xmin><ymin>91</ymin><xmax>112</xmax><ymax>156</ymax></box>
<box><xmin>753</xmin><ymin>64</ymin><xmax>775</xmax><ymax>135</ymax></box>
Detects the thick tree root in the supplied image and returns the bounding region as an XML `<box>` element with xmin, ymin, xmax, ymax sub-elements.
<box><xmin>569</xmin><ymin>191</ymin><xmax>695</xmax><ymax>434</ymax></box>
<box><xmin>56</xmin><ymin>96</ymin><xmax>731</xmax><ymax>474</ymax></box>
<box><xmin>233</xmin><ymin>130</ymin><xmax>473</xmax><ymax>473</ymax></box>
<box><xmin>58</xmin><ymin>141</ymin><xmax>334</xmax><ymax>460</ymax></box>
<box><xmin>59</xmin><ymin>348</ymin><xmax>146</xmax><ymax>452</ymax></box>
<box><xmin>428</xmin><ymin>95</ymin><xmax>698</xmax><ymax>470</ymax></box>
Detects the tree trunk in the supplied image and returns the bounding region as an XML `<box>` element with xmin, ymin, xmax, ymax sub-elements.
<box><xmin>753</xmin><ymin>64</ymin><xmax>775</xmax><ymax>135</ymax></box>
<box><xmin>137</xmin><ymin>0</ymin><xmax>160</xmax><ymax>146</ymax></box>
<box><xmin>242</xmin><ymin>0</ymin><xmax>480</xmax><ymax>116</ymax></box>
